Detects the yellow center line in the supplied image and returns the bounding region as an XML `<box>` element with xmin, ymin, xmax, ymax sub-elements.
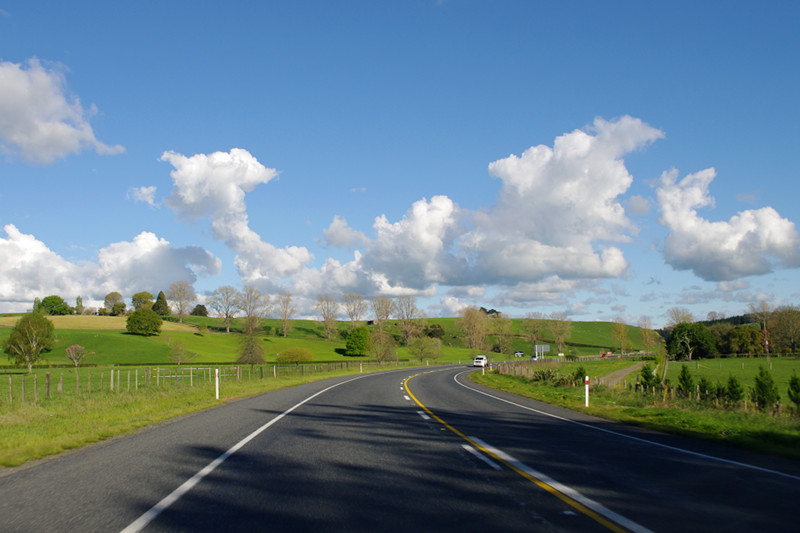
<box><xmin>403</xmin><ymin>372</ymin><xmax>630</xmax><ymax>533</ymax></box>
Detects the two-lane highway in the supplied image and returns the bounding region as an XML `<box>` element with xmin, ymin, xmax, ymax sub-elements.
<box><xmin>1</xmin><ymin>365</ymin><xmax>798</xmax><ymax>532</ymax></box>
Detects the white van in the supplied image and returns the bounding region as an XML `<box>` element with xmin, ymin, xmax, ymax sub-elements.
<box><xmin>472</xmin><ymin>355</ymin><xmax>487</xmax><ymax>367</ymax></box>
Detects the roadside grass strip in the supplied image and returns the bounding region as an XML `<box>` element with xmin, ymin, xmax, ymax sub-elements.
<box><xmin>404</xmin><ymin>372</ymin><xmax>650</xmax><ymax>533</ymax></box>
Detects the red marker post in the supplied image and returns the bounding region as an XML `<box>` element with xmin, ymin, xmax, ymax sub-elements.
<box><xmin>585</xmin><ymin>375</ymin><xmax>589</xmax><ymax>407</ymax></box>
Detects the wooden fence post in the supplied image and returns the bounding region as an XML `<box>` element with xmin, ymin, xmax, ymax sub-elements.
<box><xmin>46</xmin><ymin>372</ymin><xmax>51</xmax><ymax>399</ymax></box>
<box><xmin>8</xmin><ymin>375</ymin><xmax>12</xmax><ymax>404</ymax></box>
<box><xmin>34</xmin><ymin>374</ymin><xmax>38</xmax><ymax>405</ymax></box>
<box><xmin>58</xmin><ymin>374</ymin><xmax>63</xmax><ymax>398</ymax></box>
<box><xmin>21</xmin><ymin>375</ymin><xmax>25</xmax><ymax>404</ymax></box>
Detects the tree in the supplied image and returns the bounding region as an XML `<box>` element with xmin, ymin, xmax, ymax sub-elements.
<box><xmin>667</xmin><ymin>322</ymin><xmax>716</xmax><ymax>360</ymax></box>
<box><xmin>772</xmin><ymin>305</ymin><xmax>800</xmax><ymax>353</ymax></box>
<box><xmin>341</xmin><ymin>293</ymin><xmax>367</xmax><ymax>329</ymax></box>
<box><xmin>522</xmin><ymin>312</ymin><xmax>546</xmax><ymax>350</ymax></box>
<box><xmin>677</xmin><ymin>365</ymin><xmax>694</xmax><ymax>398</ymax></box>
<box><xmin>126</xmin><ymin>308</ymin><xmax>162</xmax><ymax>336</ymax></box>
<box><xmin>612</xmin><ymin>317</ymin><xmax>629</xmax><ymax>354</ymax></box>
<box><xmin>370</xmin><ymin>296</ymin><xmax>395</xmax><ymax>334</ymax></box>
<box><xmin>396</xmin><ymin>295</ymin><xmax>423</xmax><ymax>345</ymax></box>
<box><xmin>408</xmin><ymin>336</ymin><xmax>440</xmax><ymax>362</ymax></box>
<box><xmin>65</xmin><ymin>344</ymin><xmax>87</xmax><ymax>367</ymax></box>
<box><xmin>168</xmin><ymin>281</ymin><xmax>196</xmax><ymax>324</ymax></box>
<box><xmin>788</xmin><ymin>372</ymin><xmax>800</xmax><ymax>413</ymax></box>
<box><xmin>277</xmin><ymin>291</ymin><xmax>296</xmax><ymax>337</ymax></box>
<box><xmin>190</xmin><ymin>304</ymin><xmax>208</xmax><ymax>317</ymax></box>
<box><xmin>315</xmin><ymin>294</ymin><xmax>340</xmax><ymax>341</ymax></box>
<box><xmin>237</xmin><ymin>285</ymin><xmax>270</xmax><ymax>335</ymax></box>
<box><xmin>40</xmin><ymin>295</ymin><xmax>71</xmax><ymax>315</ymax></box>
<box><xmin>369</xmin><ymin>330</ymin><xmax>397</xmax><ymax>364</ymax></box>
<box><xmin>132</xmin><ymin>291</ymin><xmax>154</xmax><ymax>310</ymax></box>
<box><xmin>548</xmin><ymin>312</ymin><xmax>573</xmax><ymax>354</ymax></box>
<box><xmin>237</xmin><ymin>334</ymin><xmax>266</xmax><ymax>367</ymax></box>
<box><xmin>104</xmin><ymin>292</ymin><xmax>124</xmax><ymax>314</ymax></box>
<box><xmin>277</xmin><ymin>347</ymin><xmax>313</xmax><ymax>364</ymax></box>
<box><xmin>723</xmin><ymin>325</ymin><xmax>761</xmax><ymax>355</ymax></box>
<box><xmin>748</xmin><ymin>301</ymin><xmax>773</xmax><ymax>362</ymax></box>
<box><xmin>74</xmin><ymin>296</ymin><xmax>85</xmax><ymax>316</ymax></box>
<box><xmin>345</xmin><ymin>326</ymin><xmax>369</xmax><ymax>356</ymax></box>
<box><xmin>725</xmin><ymin>375</ymin><xmax>745</xmax><ymax>406</ymax></box>
<box><xmin>491</xmin><ymin>314</ymin><xmax>513</xmax><ymax>354</ymax></box>
<box><xmin>458</xmin><ymin>306</ymin><xmax>489</xmax><ymax>351</ymax></box>
<box><xmin>208</xmin><ymin>285</ymin><xmax>239</xmax><ymax>333</ymax></box>
<box><xmin>111</xmin><ymin>301</ymin><xmax>127</xmax><ymax>316</ymax></box>
<box><xmin>666</xmin><ymin>307</ymin><xmax>694</xmax><ymax>329</ymax></box>
<box><xmin>152</xmin><ymin>291</ymin><xmax>171</xmax><ymax>316</ymax></box>
<box><xmin>750</xmin><ymin>365</ymin><xmax>780</xmax><ymax>411</ymax></box>
<box><xmin>167</xmin><ymin>337</ymin><xmax>197</xmax><ymax>366</ymax></box>
<box><xmin>3</xmin><ymin>312</ymin><xmax>55</xmax><ymax>373</ymax></box>
<box><xmin>639</xmin><ymin>363</ymin><xmax>658</xmax><ymax>390</ymax></box>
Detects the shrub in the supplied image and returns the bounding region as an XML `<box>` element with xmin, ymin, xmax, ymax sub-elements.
<box><xmin>698</xmin><ymin>376</ymin><xmax>714</xmax><ymax>402</ymax></box>
<box><xmin>788</xmin><ymin>372</ymin><xmax>800</xmax><ymax>413</ymax></box>
<box><xmin>725</xmin><ymin>375</ymin><xmax>744</xmax><ymax>406</ymax></box>
<box><xmin>126</xmin><ymin>308</ymin><xmax>162</xmax><ymax>336</ymax></box>
<box><xmin>677</xmin><ymin>365</ymin><xmax>694</xmax><ymax>398</ymax></box>
<box><xmin>345</xmin><ymin>326</ymin><xmax>369</xmax><ymax>356</ymax></box>
<box><xmin>639</xmin><ymin>363</ymin><xmax>658</xmax><ymax>390</ymax></box>
<box><xmin>277</xmin><ymin>347</ymin><xmax>313</xmax><ymax>364</ymax></box>
<box><xmin>750</xmin><ymin>365</ymin><xmax>780</xmax><ymax>411</ymax></box>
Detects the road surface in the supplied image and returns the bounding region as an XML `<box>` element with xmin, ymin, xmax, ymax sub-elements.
<box><xmin>1</xmin><ymin>365</ymin><xmax>798</xmax><ymax>532</ymax></box>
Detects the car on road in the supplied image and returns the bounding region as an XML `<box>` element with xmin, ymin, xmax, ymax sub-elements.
<box><xmin>514</xmin><ymin>351</ymin><xmax>525</xmax><ymax>358</ymax></box>
<box><xmin>472</xmin><ymin>355</ymin><xmax>487</xmax><ymax>367</ymax></box>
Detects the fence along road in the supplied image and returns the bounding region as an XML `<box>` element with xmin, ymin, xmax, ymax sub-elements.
<box><xmin>1</xmin><ymin>364</ymin><xmax>798</xmax><ymax>531</ymax></box>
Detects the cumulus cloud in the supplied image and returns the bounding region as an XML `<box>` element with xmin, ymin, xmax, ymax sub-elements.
<box><xmin>0</xmin><ymin>58</ymin><xmax>124</xmax><ymax>163</ymax></box>
<box><xmin>161</xmin><ymin>148</ymin><xmax>313</xmax><ymax>284</ymax></box>
<box><xmin>323</xmin><ymin>216</ymin><xmax>369</xmax><ymax>248</ymax></box>
<box><xmin>657</xmin><ymin>167</ymin><xmax>800</xmax><ymax>281</ymax></box>
<box><xmin>128</xmin><ymin>185</ymin><xmax>157</xmax><ymax>207</ymax></box>
<box><xmin>0</xmin><ymin>224</ymin><xmax>220</xmax><ymax>311</ymax></box>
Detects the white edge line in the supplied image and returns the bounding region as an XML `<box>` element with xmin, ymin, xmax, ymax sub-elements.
<box><xmin>455</xmin><ymin>371</ymin><xmax>800</xmax><ymax>482</ymax></box>
<box><xmin>462</xmin><ymin>444</ymin><xmax>502</xmax><ymax>470</ymax></box>
<box><xmin>120</xmin><ymin>374</ymin><xmax>369</xmax><ymax>533</ymax></box>
<box><xmin>470</xmin><ymin>437</ymin><xmax>652</xmax><ymax>533</ymax></box>
<box><xmin>417</xmin><ymin>410</ymin><xmax>431</xmax><ymax>420</ymax></box>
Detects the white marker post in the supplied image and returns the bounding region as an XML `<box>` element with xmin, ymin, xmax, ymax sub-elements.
<box><xmin>215</xmin><ymin>368</ymin><xmax>220</xmax><ymax>400</ymax></box>
<box><xmin>585</xmin><ymin>375</ymin><xmax>589</xmax><ymax>407</ymax></box>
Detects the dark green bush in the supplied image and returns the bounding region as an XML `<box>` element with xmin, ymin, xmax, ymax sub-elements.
<box><xmin>126</xmin><ymin>308</ymin><xmax>162</xmax><ymax>336</ymax></box>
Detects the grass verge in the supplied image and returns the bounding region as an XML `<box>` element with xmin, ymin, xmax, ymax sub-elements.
<box><xmin>471</xmin><ymin>369</ymin><xmax>800</xmax><ymax>461</ymax></box>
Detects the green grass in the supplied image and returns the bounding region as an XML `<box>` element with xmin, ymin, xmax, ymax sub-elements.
<box><xmin>473</xmin><ymin>357</ymin><xmax>800</xmax><ymax>461</ymax></box>
<box><xmin>665</xmin><ymin>357</ymin><xmax>799</xmax><ymax>392</ymax></box>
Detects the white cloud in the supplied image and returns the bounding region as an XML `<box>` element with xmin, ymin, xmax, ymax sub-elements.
<box><xmin>657</xmin><ymin>167</ymin><xmax>800</xmax><ymax>281</ymax></box>
<box><xmin>161</xmin><ymin>148</ymin><xmax>313</xmax><ymax>284</ymax></box>
<box><xmin>0</xmin><ymin>58</ymin><xmax>124</xmax><ymax>163</ymax></box>
<box><xmin>0</xmin><ymin>224</ymin><xmax>220</xmax><ymax>311</ymax></box>
<box><xmin>128</xmin><ymin>185</ymin><xmax>157</xmax><ymax>207</ymax></box>
<box><xmin>323</xmin><ymin>216</ymin><xmax>369</xmax><ymax>248</ymax></box>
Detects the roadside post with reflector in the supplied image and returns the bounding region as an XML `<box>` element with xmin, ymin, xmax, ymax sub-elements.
<box><xmin>585</xmin><ymin>375</ymin><xmax>589</xmax><ymax>407</ymax></box>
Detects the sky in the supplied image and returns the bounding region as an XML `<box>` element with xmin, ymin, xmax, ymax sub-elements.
<box><xmin>1</xmin><ymin>1</ymin><xmax>799</xmax><ymax>327</ymax></box>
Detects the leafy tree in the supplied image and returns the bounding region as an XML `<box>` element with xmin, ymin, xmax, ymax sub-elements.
<box><xmin>190</xmin><ymin>304</ymin><xmax>208</xmax><ymax>317</ymax></box>
<box><xmin>41</xmin><ymin>295</ymin><xmax>71</xmax><ymax>315</ymax></box>
<box><xmin>132</xmin><ymin>291</ymin><xmax>154</xmax><ymax>310</ymax></box>
<box><xmin>677</xmin><ymin>365</ymin><xmax>694</xmax><ymax>398</ymax></box>
<box><xmin>408</xmin><ymin>336</ymin><xmax>440</xmax><ymax>362</ymax></box>
<box><xmin>168</xmin><ymin>281</ymin><xmax>196</xmax><ymax>323</ymax></box>
<box><xmin>370</xmin><ymin>296</ymin><xmax>395</xmax><ymax>334</ymax></box>
<box><xmin>152</xmin><ymin>291</ymin><xmax>171</xmax><ymax>316</ymax></box>
<box><xmin>345</xmin><ymin>326</ymin><xmax>369</xmax><ymax>356</ymax></box>
<box><xmin>522</xmin><ymin>312</ymin><xmax>546</xmax><ymax>348</ymax></box>
<box><xmin>424</xmin><ymin>323</ymin><xmax>445</xmax><ymax>339</ymax></box>
<box><xmin>237</xmin><ymin>334</ymin><xmax>265</xmax><ymax>367</ymax></box>
<box><xmin>459</xmin><ymin>306</ymin><xmax>489</xmax><ymax>351</ymax></box>
<box><xmin>126</xmin><ymin>308</ymin><xmax>162</xmax><ymax>336</ymax></box>
<box><xmin>3</xmin><ymin>312</ymin><xmax>55</xmax><ymax>372</ymax></box>
<box><xmin>74</xmin><ymin>296</ymin><xmax>85</xmax><ymax>315</ymax></box>
<box><xmin>104</xmin><ymin>292</ymin><xmax>124</xmax><ymax>313</ymax></box>
<box><xmin>725</xmin><ymin>375</ymin><xmax>745</xmax><ymax>406</ymax></box>
<box><xmin>639</xmin><ymin>363</ymin><xmax>658</xmax><ymax>390</ymax></box>
<box><xmin>65</xmin><ymin>344</ymin><xmax>87</xmax><ymax>367</ymax></box>
<box><xmin>208</xmin><ymin>285</ymin><xmax>239</xmax><ymax>333</ymax></box>
<box><xmin>277</xmin><ymin>347</ymin><xmax>313</xmax><ymax>364</ymax></box>
<box><xmin>612</xmin><ymin>317</ymin><xmax>629</xmax><ymax>354</ymax></box>
<box><xmin>168</xmin><ymin>337</ymin><xmax>197</xmax><ymax>366</ymax></box>
<box><xmin>788</xmin><ymin>372</ymin><xmax>800</xmax><ymax>413</ymax></box>
<box><xmin>369</xmin><ymin>330</ymin><xmax>396</xmax><ymax>364</ymax></box>
<box><xmin>750</xmin><ymin>365</ymin><xmax>780</xmax><ymax>411</ymax></box>
<box><xmin>667</xmin><ymin>323</ymin><xmax>716</xmax><ymax>360</ymax></box>
<box><xmin>773</xmin><ymin>305</ymin><xmax>800</xmax><ymax>353</ymax></box>
<box><xmin>396</xmin><ymin>295</ymin><xmax>423</xmax><ymax>345</ymax></box>
<box><xmin>723</xmin><ymin>325</ymin><xmax>761</xmax><ymax>355</ymax></box>
<box><xmin>111</xmin><ymin>301</ymin><xmax>127</xmax><ymax>316</ymax></box>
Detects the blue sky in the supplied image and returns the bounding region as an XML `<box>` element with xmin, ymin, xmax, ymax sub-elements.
<box><xmin>1</xmin><ymin>1</ymin><xmax>798</xmax><ymax>327</ymax></box>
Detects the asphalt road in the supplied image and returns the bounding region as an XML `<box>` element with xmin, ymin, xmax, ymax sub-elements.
<box><xmin>1</xmin><ymin>365</ymin><xmax>798</xmax><ymax>532</ymax></box>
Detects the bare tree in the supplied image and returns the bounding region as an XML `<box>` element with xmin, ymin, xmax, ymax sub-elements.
<box><xmin>749</xmin><ymin>301</ymin><xmax>773</xmax><ymax>362</ymax></box>
<box><xmin>548</xmin><ymin>312</ymin><xmax>572</xmax><ymax>354</ymax></box>
<box><xmin>277</xmin><ymin>291</ymin><xmax>296</xmax><ymax>337</ymax></box>
<box><xmin>639</xmin><ymin>316</ymin><xmax>667</xmax><ymax>383</ymax></box>
<box><xmin>370</xmin><ymin>296</ymin><xmax>395</xmax><ymax>334</ymax></box>
<box><xmin>342</xmin><ymin>293</ymin><xmax>367</xmax><ymax>329</ymax></box>
<box><xmin>492</xmin><ymin>313</ymin><xmax>513</xmax><ymax>355</ymax></box>
<box><xmin>237</xmin><ymin>285</ymin><xmax>270</xmax><ymax>335</ymax></box>
<box><xmin>168</xmin><ymin>281</ymin><xmax>196</xmax><ymax>324</ymax></box>
<box><xmin>666</xmin><ymin>306</ymin><xmax>693</xmax><ymax>328</ymax></box>
<box><xmin>315</xmin><ymin>294</ymin><xmax>340</xmax><ymax>341</ymax></box>
<box><xmin>521</xmin><ymin>312</ymin><xmax>546</xmax><ymax>350</ymax></box>
<box><xmin>612</xmin><ymin>317</ymin><xmax>629</xmax><ymax>354</ymax></box>
<box><xmin>208</xmin><ymin>285</ymin><xmax>239</xmax><ymax>333</ymax></box>
<box><xmin>65</xmin><ymin>344</ymin><xmax>86</xmax><ymax>367</ymax></box>
<box><xmin>458</xmin><ymin>306</ymin><xmax>489</xmax><ymax>351</ymax></box>
<box><xmin>396</xmin><ymin>295</ymin><xmax>423</xmax><ymax>345</ymax></box>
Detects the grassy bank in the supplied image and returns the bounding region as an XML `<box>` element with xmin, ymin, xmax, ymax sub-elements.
<box><xmin>473</xmin><ymin>358</ymin><xmax>800</xmax><ymax>461</ymax></box>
